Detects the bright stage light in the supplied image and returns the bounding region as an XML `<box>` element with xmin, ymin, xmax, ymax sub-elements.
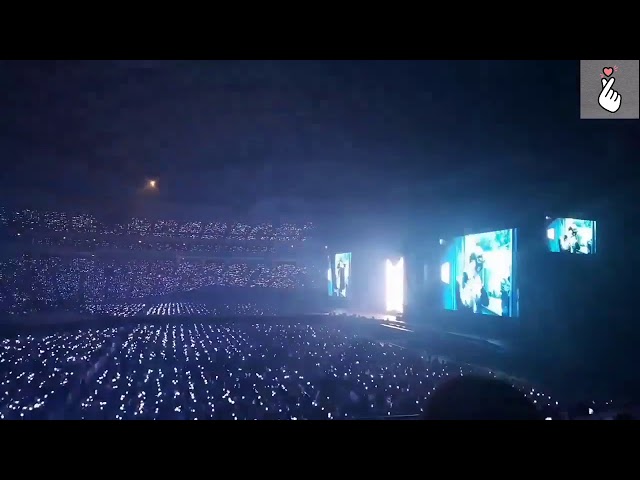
<box><xmin>385</xmin><ymin>258</ymin><xmax>404</xmax><ymax>313</ymax></box>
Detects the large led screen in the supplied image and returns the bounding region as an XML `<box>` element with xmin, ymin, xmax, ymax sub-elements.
<box><xmin>385</xmin><ymin>258</ymin><xmax>404</xmax><ymax>313</ymax></box>
<box><xmin>330</xmin><ymin>252</ymin><xmax>351</xmax><ymax>298</ymax></box>
<box><xmin>441</xmin><ymin>228</ymin><xmax>518</xmax><ymax>317</ymax></box>
<box><xmin>546</xmin><ymin>217</ymin><xmax>596</xmax><ymax>254</ymax></box>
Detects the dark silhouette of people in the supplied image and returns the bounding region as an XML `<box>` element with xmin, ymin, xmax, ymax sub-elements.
<box><xmin>614</xmin><ymin>412</ymin><xmax>634</xmax><ymax>420</ymax></box>
<box><xmin>423</xmin><ymin>375</ymin><xmax>541</xmax><ymax>420</ymax></box>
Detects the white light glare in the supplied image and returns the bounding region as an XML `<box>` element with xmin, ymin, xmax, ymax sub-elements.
<box><xmin>385</xmin><ymin>258</ymin><xmax>404</xmax><ymax>314</ymax></box>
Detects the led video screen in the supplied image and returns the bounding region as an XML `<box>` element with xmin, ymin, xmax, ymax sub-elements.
<box><xmin>546</xmin><ymin>218</ymin><xmax>596</xmax><ymax>254</ymax></box>
<box><xmin>327</xmin><ymin>256</ymin><xmax>333</xmax><ymax>296</ymax></box>
<box><xmin>330</xmin><ymin>252</ymin><xmax>351</xmax><ymax>298</ymax></box>
<box><xmin>385</xmin><ymin>258</ymin><xmax>404</xmax><ymax>314</ymax></box>
<box><xmin>441</xmin><ymin>228</ymin><xmax>518</xmax><ymax>317</ymax></box>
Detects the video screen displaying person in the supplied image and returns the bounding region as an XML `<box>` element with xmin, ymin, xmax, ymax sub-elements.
<box><xmin>333</xmin><ymin>252</ymin><xmax>352</xmax><ymax>298</ymax></box>
<box><xmin>546</xmin><ymin>218</ymin><xmax>596</xmax><ymax>254</ymax></box>
<box><xmin>327</xmin><ymin>256</ymin><xmax>333</xmax><ymax>297</ymax></box>
<box><xmin>440</xmin><ymin>228</ymin><xmax>518</xmax><ymax>317</ymax></box>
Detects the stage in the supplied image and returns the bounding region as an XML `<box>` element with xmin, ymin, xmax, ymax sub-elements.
<box><xmin>327</xmin><ymin>308</ymin><xmax>414</xmax><ymax>331</ymax></box>
<box><xmin>327</xmin><ymin>307</ymin><xmax>510</xmax><ymax>359</ymax></box>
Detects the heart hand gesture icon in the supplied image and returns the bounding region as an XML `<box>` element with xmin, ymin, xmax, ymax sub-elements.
<box><xmin>598</xmin><ymin>77</ymin><xmax>622</xmax><ymax>113</ymax></box>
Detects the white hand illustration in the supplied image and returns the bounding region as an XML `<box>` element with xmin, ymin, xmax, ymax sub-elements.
<box><xmin>598</xmin><ymin>77</ymin><xmax>621</xmax><ymax>113</ymax></box>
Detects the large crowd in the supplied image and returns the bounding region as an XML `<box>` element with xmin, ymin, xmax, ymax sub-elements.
<box><xmin>30</xmin><ymin>237</ymin><xmax>283</xmax><ymax>255</ymax></box>
<box><xmin>0</xmin><ymin>322</ymin><xmax>564</xmax><ymax>420</ymax></box>
<box><xmin>0</xmin><ymin>257</ymin><xmax>317</xmax><ymax>315</ymax></box>
<box><xmin>82</xmin><ymin>302</ymin><xmax>279</xmax><ymax>318</ymax></box>
<box><xmin>0</xmin><ymin>206</ymin><xmax>630</xmax><ymax>420</ymax></box>
<box><xmin>0</xmin><ymin>207</ymin><xmax>313</xmax><ymax>242</ymax></box>
<box><xmin>0</xmin><ymin>206</ymin><xmax>324</xmax><ymax>316</ymax></box>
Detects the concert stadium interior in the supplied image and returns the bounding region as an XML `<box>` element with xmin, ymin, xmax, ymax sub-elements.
<box><xmin>1</xmin><ymin>59</ymin><xmax>638</xmax><ymax>421</ymax></box>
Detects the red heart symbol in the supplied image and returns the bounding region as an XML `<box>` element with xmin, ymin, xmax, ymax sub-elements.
<box><xmin>603</xmin><ymin>67</ymin><xmax>613</xmax><ymax>77</ymax></box>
